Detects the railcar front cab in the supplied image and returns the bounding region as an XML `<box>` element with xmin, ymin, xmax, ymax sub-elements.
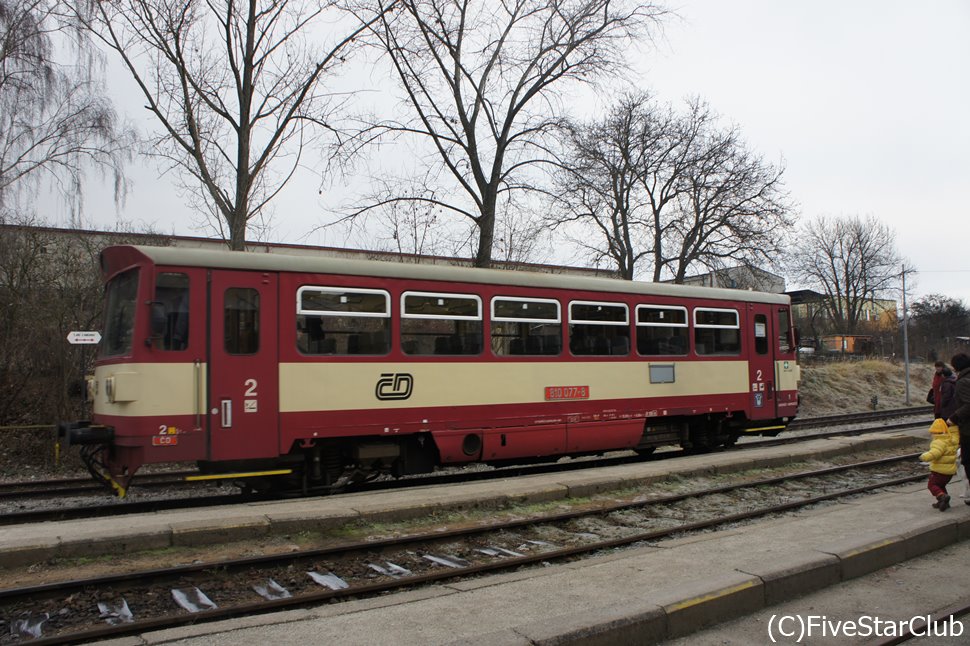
<box><xmin>59</xmin><ymin>248</ymin><xmax>215</xmax><ymax>496</ymax></box>
<box><xmin>59</xmin><ymin>247</ymin><xmax>419</xmax><ymax>497</ymax></box>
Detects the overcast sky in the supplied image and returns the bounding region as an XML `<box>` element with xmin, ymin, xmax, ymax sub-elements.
<box><xmin>637</xmin><ymin>0</ymin><xmax>970</xmax><ymax>305</ymax></box>
<box><xmin>60</xmin><ymin>0</ymin><xmax>970</xmax><ymax>305</ymax></box>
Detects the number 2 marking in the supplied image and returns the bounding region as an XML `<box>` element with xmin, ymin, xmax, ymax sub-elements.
<box><xmin>756</xmin><ymin>370</ymin><xmax>763</xmax><ymax>381</ymax></box>
<box><xmin>244</xmin><ymin>378</ymin><xmax>258</xmax><ymax>397</ymax></box>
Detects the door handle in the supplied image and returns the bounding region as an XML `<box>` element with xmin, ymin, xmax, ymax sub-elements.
<box><xmin>194</xmin><ymin>360</ymin><xmax>202</xmax><ymax>430</ymax></box>
<box><xmin>220</xmin><ymin>399</ymin><xmax>232</xmax><ymax>428</ymax></box>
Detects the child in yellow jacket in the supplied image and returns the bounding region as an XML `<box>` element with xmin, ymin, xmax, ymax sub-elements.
<box><xmin>920</xmin><ymin>418</ymin><xmax>960</xmax><ymax>511</ymax></box>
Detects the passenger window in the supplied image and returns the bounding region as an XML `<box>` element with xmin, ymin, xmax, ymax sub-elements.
<box><xmin>568</xmin><ymin>301</ymin><xmax>630</xmax><ymax>356</ymax></box>
<box><xmin>225</xmin><ymin>288</ymin><xmax>259</xmax><ymax>355</ymax></box>
<box><xmin>401</xmin><ymin>292</ymin><xmax>482</xmax><ymax>355</ymax></box>
<box><xmin>694</xmin><ymin>308</ymin><xmax>740</xmax><ymax>356</ymax></box>
<box><xmin>491</xmin><ymin>297</ymin><xmax>561</xmax><ymax>356</ymax></box>
<box><xmin>635</xmin><ymin>305</ymin><xmax>688</xmax><ymax>356</ymax></box>
<box><xmin>297</xmin><ymin>287</ymin><xmax>390</xmax><ymax>355</ymax></box>
<box><xmin>153</xmin><ymin>272</ymin><xmax>190</xmax><ymax>351</ymax></box>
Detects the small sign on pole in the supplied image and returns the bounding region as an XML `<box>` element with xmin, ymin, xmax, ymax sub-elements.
<box><xmin>67</xmin><ymin>331</ymin><xmax>102</xmax><ymax>345</ymax></box>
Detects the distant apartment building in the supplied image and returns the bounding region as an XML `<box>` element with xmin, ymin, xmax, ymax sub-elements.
<box><xmin>786</xmin><ymin>289</ymin><xmax>898</xmax><ymax>357</ymax></box>
<box><xmin>787</xmin><ymin>290</ymin><xmax>897</xmax><ymax>330</ymax></box>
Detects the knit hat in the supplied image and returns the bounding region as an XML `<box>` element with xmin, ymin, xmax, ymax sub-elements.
<box><xmin>930</xmin><ymin>419</ymin><xmax>949</xmax><ymax>434</ymax></box>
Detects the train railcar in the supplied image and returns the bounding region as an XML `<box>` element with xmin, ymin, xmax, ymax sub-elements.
<box><xmin>60</xmin><ymin>245</ymin><xmax>800</xmax><ymax>496</ymax></box>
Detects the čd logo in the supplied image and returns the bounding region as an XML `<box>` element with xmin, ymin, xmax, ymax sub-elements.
<box><xmin>376</xmin><ymin>373</ymin><xmax>414</xmax><ymax>400</ymax></box>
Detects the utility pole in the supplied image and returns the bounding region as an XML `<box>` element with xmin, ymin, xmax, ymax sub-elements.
<box><xmin>901</xmin><ymin>266</ymin><xmax>910</xmax><ymax>405</ymax></box>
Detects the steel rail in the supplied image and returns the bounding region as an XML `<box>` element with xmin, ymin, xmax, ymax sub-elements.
<box><xmin>5</xmin><ymin>455</ymin><xmax>925</xmax><ymax>644</ymax></box>
<box><xmin>788</xmin><ymin>406</ymin><xmax>931</xmax><ymax>430</ymax></box>
<box><xmin>0</xmin><ymin>470</ymin><xmax>199</xmax><ymax>500</ymax></box>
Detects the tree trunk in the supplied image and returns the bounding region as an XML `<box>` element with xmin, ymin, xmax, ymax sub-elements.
<box><xmin>228</xmin><ymin>210</ymin><xmax>247</xmax><ymax>251</ymax></box>
<box><xmin>474</xmin><ymin>195</ymin><xmax>496</xmax><ymax>268</ymax></box>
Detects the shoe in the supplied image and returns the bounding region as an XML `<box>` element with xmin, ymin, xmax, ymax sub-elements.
<box><xmin>932</xmin><ymin>501</ymin><xmax>940</xmax><ymax>508</ymax></box>
<box><xmin>938</xmin><ymin>495</ymin><xmax>951</xmax><ymax>511</ymax></box>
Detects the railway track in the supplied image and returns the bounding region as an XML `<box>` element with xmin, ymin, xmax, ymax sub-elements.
<box><xmin>0</xmin><ymin>453</ymin><xmax>928</xmax><ymax>644</ymax></box>
<box><xmin>0</xmin><ymin>407</ymin><xmax>933</xmax><ymax>526</ymax></box>
<box><xmin>3</xmin><ymin>405</ymin><xmax>932</xmax><ymax>498</ymax></box>
<box><xmin>788</xmin><ymin>406</ymin><xmax>932</xmax><ymax>430</ymax></box>
<box><xmin>0</xmin><ymin>470</ymin><xmax>198</xmax><ymax>501</ymax></box>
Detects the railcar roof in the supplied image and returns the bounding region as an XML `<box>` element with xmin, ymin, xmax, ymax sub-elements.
<box><xmin>113</xmin><ymin>245</ymin><xmax>790</xmax><ymax>305</ymax></box>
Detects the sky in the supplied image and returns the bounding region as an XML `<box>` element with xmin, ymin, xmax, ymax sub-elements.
<box><xmin>50</xmin><ymin>0</ymin><xmax>970</xmax><ymax>306</ymax></box>
<box><xmin>634</xmin><ymin>0</ymin><xmax>970</xmax><ymax>305</ymax></box>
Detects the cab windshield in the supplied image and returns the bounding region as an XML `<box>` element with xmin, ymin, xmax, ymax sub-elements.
<box><xmin>101</xmin><ymin>269</ymin><xmax>140</xmax><ymax>357</ymax></box>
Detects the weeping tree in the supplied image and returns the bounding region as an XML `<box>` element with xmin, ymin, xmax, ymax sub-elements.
<box><xmin>70</xmin><ymin>0</ymin><xmax>383</xmax><ymax>250</ymax></box>
<box><xmin>0</xmin><ymin>0</ymin><xmax>129</xmax><ymax>216</ymax></box>
<box><xmin>346</xmin><ymin>0</ymin><xmax>669</xmax><ymax>267</ymax></box>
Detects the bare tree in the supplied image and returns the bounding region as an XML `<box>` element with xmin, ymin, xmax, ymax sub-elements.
<box><xmin>70</xmin><ymin>0</ymin><xmax>381</xmax><ymax>250</ymax></box>
<box><xmin>365</xmin><ymin>184</ymin><xmax>452</xmax><ymax>258</ymax></box>
<box><xmin>348</xmin><ymin>0</ymin><xmax>668</xmax><ymax>267</ymax></box>
<box><xmin>910</xmin><ymin>294</ymin><xmax>970</xmax><ymax>362</ymax></box>
<box><xmin>551</xmin><ymin>92</ymin><xmax>675</xmax><ymax>279</ymax></box>
<box><xmin>789</xmin><ymin>215</ymin><xmax>903</xmax><ymax>335</ymax></box>
<box><xmin>551</xmin><ymin>94</ymin><xmax>790</xmax><ymax>282</ymax></box>
<box><xmin>663</xmin><ymin>123</ymin><xmax>793</xmax><ymax>282</ymax></box>
<box><xmin>0</xmin><ymin>0</ymin><xmax>129</xmax><ymax>216</ymax></box>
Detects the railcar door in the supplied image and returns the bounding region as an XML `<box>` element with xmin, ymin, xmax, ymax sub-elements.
<box><xmin>208</xmin><ymin>270</ymin><xmax>280</xmax><ymax>461</ymax></box>
<box><xmin>747</xmin><ymin>303</ymin><xmax>777</xmax><ymax>419</ymax></box>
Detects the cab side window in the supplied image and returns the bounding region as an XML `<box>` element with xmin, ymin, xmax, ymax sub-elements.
<box><xmin>777</xmin><ymin>308</ymin><xmax>793</xmax><ymax>353</ymax></box>
<box><xmin>153</xmin><ymin>272</ymin><xmax>190</xmax><ymax>351</ymax></box>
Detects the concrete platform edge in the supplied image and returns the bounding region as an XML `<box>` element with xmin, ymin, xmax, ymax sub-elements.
<box><xmin>442</xmin><ymin>524</ymin><xmax>968</xmax><ymax>646</ymax></box>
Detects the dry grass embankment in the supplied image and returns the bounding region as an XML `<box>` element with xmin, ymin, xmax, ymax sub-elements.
<box><xmin>798</xmin><ymin>359</ymin><xmax>933</xmax><ymax>417</ymax></box>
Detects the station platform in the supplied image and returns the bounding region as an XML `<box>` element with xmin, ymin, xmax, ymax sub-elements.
<box><xmin>5</xmin><ymin>430</ymin><xmax>969</xmax><ymax>644</ymax></box>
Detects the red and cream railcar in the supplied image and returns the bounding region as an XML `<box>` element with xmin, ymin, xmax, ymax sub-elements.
<box><xmin>60</xmin><ymin>245</ymin><xmax>800</xmax><ymax>496</ymax></box>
